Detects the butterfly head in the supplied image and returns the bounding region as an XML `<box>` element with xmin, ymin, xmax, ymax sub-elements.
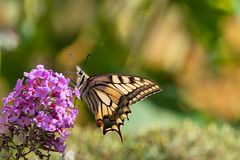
<box><xmin>76</xmin><ymin>65</ymin><xmax>89</xmax><ymax>88</ymax></box>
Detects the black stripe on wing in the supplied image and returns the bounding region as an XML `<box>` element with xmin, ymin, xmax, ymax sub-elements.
<box><xmin>90</xmin><ymin>74</ymin><xmax>162</xmax><ymax>105</ymax></box>
<box><xmin>84</xmin><ymin>87</ymin><xmax>124</xmax><ymax>141</ymax></box>
<box><xmin>83</xmin><ymin>74</ymin><xmax>161</xmax><ymax>141</ymax></box>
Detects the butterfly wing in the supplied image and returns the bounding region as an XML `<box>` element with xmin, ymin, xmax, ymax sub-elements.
<box><xmin>81</xmin><ymin>74</ymin><xmax>161</xmax><ymax>141</ymax></box>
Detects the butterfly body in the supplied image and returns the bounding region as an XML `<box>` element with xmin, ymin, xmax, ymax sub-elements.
<box><xmin>75</xmin><ymin>65</ymin><xmax>162</xmax><ymax>141</ymax></box>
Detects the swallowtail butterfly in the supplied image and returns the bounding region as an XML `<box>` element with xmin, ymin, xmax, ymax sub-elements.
<box><xmin>75</xmin><ymin>65</ymin><xmax>161</xmax><ymax>141</ymax></box>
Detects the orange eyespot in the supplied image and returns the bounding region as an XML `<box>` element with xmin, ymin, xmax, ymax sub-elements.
<box><xmin>96</xmin><ymin>120</ymin><xmax>103</xmax><ymax>128</ymax></box>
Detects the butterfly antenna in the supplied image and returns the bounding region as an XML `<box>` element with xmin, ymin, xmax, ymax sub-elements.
<box><xmin>70</xmin><ymin>78</ymin><xmax>77</xmax><ymax>85</ymax></box>
<box><xmin>64</xmin><ymin>71</ymin><xmax>75</xmax><ymax>75</ymax></box>
<box><xmin>82</xmin><ymin>53</ymin><xmax>92</xmax><ymax>70</ymax></box>
<box><xmin>64</xmin><ymin>71</ymin><xmax>77</xmax><ymax>84</ymax></box>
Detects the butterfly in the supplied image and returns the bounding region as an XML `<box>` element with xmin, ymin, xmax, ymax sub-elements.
<box><xmin>75</xmin><ymin>65</ymin><xmax>162</xmax><ymax>141</ymax></box>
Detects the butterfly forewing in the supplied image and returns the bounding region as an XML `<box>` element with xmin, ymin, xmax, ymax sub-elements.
<box><xmin>79</xmin><ymin>73</ymin><xmax>161</xmax><ymax>141</ymax></box>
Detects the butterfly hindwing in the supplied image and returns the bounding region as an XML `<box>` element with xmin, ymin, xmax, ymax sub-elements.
<box><xmin>81</xmin><ymin>74</ymin><xmax>161</xmax><ymax>141</ymax></box>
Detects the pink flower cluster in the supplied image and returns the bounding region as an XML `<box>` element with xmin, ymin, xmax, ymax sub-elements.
<box><xmin>1</xmin><ymin>65</ymin><xmax>79</xmax><ymax>153</ymax></box>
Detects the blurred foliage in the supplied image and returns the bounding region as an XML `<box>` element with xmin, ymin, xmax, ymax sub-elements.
<box><xmin>63</xmin><ymin>121</ymin><xmax>240</xmax><ymax>160</ymax></box>
<box><xmin>172</xmin><ymin>0</ymin><xmax>231</xmax><ymax>48</ymax></box>
<box><xmin>2</xmin><ymin>121</ymin><xmax>239</xmax><ymax>160</ymax></box>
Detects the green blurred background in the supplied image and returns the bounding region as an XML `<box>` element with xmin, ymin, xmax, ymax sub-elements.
<box><xmin>1</xmin><ymin>0</ymin><xmax>240</xmax><ymax>159</ymax></box>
